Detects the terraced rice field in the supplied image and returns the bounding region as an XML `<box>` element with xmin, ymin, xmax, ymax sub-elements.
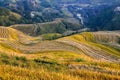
<box><xmin>0</xmin><ymin>27</ymin><xmax>120</xmax><ymax>80</ymax></box>
<box><xmin>0</xmin><ymin>27</ymin><xmax>9</xmax><ymax>38</ymax></box>
<box><xmin>0</xmin><ymin>28</ymin><xmax>120</xmax><ymax>63</ymax></box>
<box><xmin>93</xmin><ymin>31</ymin><xmax>120</xmax><ymax>43</ymax></box>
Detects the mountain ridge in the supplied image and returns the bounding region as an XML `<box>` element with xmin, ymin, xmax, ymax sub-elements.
<box><xmin>0</xmin><ymin>0</ymin><xmax>120</xmax><ymax>31</ymax></box>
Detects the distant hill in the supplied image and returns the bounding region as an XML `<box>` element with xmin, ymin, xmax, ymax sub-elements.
<box><xmin>0</xmin><ymin>7</ymin><xmax>22</xmax><ymax>26</ymax></box>
<box><xmin>87</xmin><ymin>5</ymin><xmax>120</xmax><ymax>30</ymax></box>
<box><xmin>11</xmin><ymin>18</ymin><xmax>83</xmax><ymax>36</ymax></box>
<box><xmin>0</xmin><ymin>0</ymin><xmax>65</xmax><ymax>25</ymax></box>
<box><xmin>0</xmin><ymin>0</ymin><xmax>120</xmax><ymax>31</ymax></box>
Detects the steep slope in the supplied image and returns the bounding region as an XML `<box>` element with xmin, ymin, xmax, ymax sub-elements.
<box><xmin>0</xmin><ymin>0</ymin><xmax>65</xmax><ymax>25</ymax></box>
<box><xmin>0</xmin><ymin>27</ymin><xmax>120</xmax><ymax>80</ymax></box>
<box><xmin>0</xmin><ymin>27</ymin><xmax>120</xmax><ymax>63</ymax></box>
<box><xmin>0</xmin><ymin>8</ymin><xmax>22</xmax><ymax>26</ymax></box>
<box><xmin>0</xmin><ymin>27</ymin><xmax>39</xmax><ymax>54</ymax></box>
<box><xmin>87</xmin><ymin>5</ymin><xmax>120</xmax><ymax>30</ymax></box>
<box><xmin>57</xmin><ymin>32</ymin><xmax>120</xmax><ymax>63</ymax></box>
<box><xmin>11</xmin><ymin>19</ymin><xmax>82</xmax><ymax>36</ymax></box>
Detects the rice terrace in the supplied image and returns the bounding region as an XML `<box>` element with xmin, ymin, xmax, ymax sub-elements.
<box><xmin>0</xmin><ymin>0</ymin><xmax>120</xmax><ymax>80</ymax></box>
<box><xmin>0</xmin><ymin>26</ymin><xmax>120</xmax><ymax>80</ymax></box>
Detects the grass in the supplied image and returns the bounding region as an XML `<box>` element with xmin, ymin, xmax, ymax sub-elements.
<box><xmin>0</xmin><ymin>42</ymin><xmax>20</xmax><ymax>54</ymax></box>
<box><xmin>0</xmin><ymin>51</ymin><xmax>120</xmax><ymax>80</ymax></box>
<box><xmin>74</xmin><ymin>58</ymin><xmax>86</xmax><ymax>62</ymax></box>
<box><xmin>41</xmin><ymin>33</ymin><xmax>62</xmax><ymax>40</ymax></box>
<box><xmin>8</xmin><ymin>28</ymin><xmax>19</xmax><ymax>41</ymax></box>
<box><xmin>0</xmin><ymin>65</ymin><xmax>81</xmax><ymax>80</ymax></box>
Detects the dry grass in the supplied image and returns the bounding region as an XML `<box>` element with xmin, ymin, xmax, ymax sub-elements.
<box><xmin>0</xmin><ymin>51</ymin><xmax>120</xmax><ymax>80</ymax></box>
<box><xmin>0</xmin><ymin>27</ymin><xmax>120</xmax><ymax>80</ymax></box>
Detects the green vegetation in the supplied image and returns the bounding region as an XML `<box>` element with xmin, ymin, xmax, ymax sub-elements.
<box><xmin>41</xmin><ymin>33</ymin><xmax>62</xmax><ymax>40</ymax></box>
<box><xmin>0</xmin><ymin>7</ymin><xmax>22</xmax><ymax>26</ymax></box>
<box><xmin>62</xmin><ymin>20</ymin><xmax>81</xmax><ymax>31</ymax></box>
<box><xmin>74</xmin><ymin>58</ymin><xmax>86</xmax><ymax>62</ymax></box>
<box><xmin>87</xmin><ymin>5</ymin><xmax>120</xmax><ymax>30</ymax></box>
<box><xmin>12</xmin><ymin>19</ymin><xmax>82</xmax><ymax>36</ymax></box>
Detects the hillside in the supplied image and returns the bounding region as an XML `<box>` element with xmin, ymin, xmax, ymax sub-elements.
<box><xmin>11</xmin><ymin>18</ymin><xmax>83</xmax><ymax>36</ymax></box>
<box><xmin>0</xmin><ymin>27</ymin><xmax>120</xmax><ymax>80</ymax></box>
<box><xmin>0</xmin><ymin>8</ymin><xmax>22</xmax><ymax>26</ymax></box>
<box><xmin>0</xmin><ymin>0</ymin><xmax>66</xmax><ymax>25</ymax></box>
<box><xmin>0</xmin><ymin>0</ymin><xmax>120</xmax><ymax>31</ymax></box>
<box><xmin>86</xmin><ymin>5</ymin><xmax>120</xmax><ymax>30</ymax></box>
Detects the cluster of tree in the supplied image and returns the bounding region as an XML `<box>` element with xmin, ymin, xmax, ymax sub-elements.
<box><xmin>62</xmin><ymin>20</ymin><xmax>82</xmax><ymax>31</ymax></box>
<box><xmin>0</xmin><ymin>0</ymin><xmax>65</xmax><ymax>26</ymax></box>
<box><xmin>22</xmin><ymin>11</ymin><xmax>63</xmax><ymax>24</ymax></box>
<box><xmin>0</xmin><ymin>7</ymin><xmax>64</xmax><ymax>26</ymax></box>
<box><xmin>87</xmin><ymin>5</ymin><xmax>120</xmax><ymax>31</ymax></box>
<box><xmin>41</xmin><ymin>33</ymin><xmax>62</xmax><ymax>40</ymax></box>
<box><xmin>12</xmin><ymin>19</ymin><xmax>82</xmax><ymax>36</ymax></box>
<box><xmin>0</xmin><ymin>8</ymin><xmax>22</xmax><ymax>26</ymax></box>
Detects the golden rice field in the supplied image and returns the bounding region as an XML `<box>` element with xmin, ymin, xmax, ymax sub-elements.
<box><xmin>0</xmin><ymin>27</ymin><xmax>120</xmax><ymax>80</ymax></box>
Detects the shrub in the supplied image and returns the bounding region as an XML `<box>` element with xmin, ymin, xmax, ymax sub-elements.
<box><xmin>0</xmin><ymin>54</ymin><xmax>9</xmax><ymax>59</ymax></box>
<box><xmin>41</xmin><ymin>33</ymin><xmax>62</xmax><ymax>40</ymax></box>
<box><xmin>74</xmin><ymin>58</ymin><xmax>86</xmax><ymax>62</ymax></box>
<box><xmin>34</xmin><ymin>59</ymin><xmax>58</xmax><ymax>65</ymax></box>
<box><xmin>1</xmin><ymin>59</ymin><xmax>10</xmax><ymax>64</ymax></box>
<box><xmin>15</xmin><ymin>56</ymin><xmax>27</xmax><ymax>62</ymax></box>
